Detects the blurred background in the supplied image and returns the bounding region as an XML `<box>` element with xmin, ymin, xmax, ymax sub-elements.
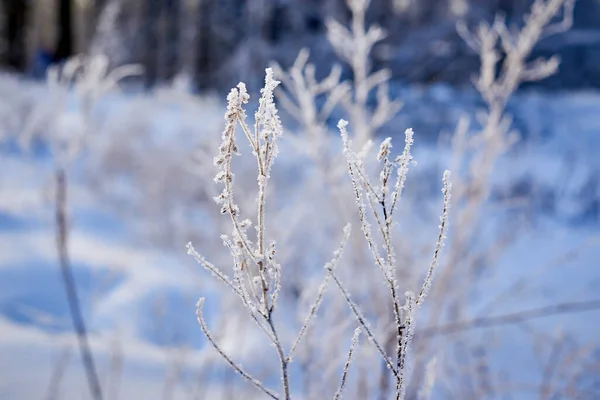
<box><xmin>3</xmin><ymin>0</ymin><xmax>600</xmax><ymax>90</ymax></box>
<box><xmin>1</xmin><ymin>0</ymin><xmax>600</xmax><ymax>399</ymax></box>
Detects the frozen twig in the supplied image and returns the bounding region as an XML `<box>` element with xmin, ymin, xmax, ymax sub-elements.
<box><xmin>186</xmin><ymin>243</ymin><xmax>238</xmax><ymax>294</ymax></box>
<box><xmin>418</xmin><ymin>300</ymin><xmax>600</xmax><ymax>339</ymax></box>
<box><xmin>55</xmin><ymin>169</ymin><xmax>103</xmax><ymax>400</ymax></box>
<box><xmin>336</xmin><ymin>117</ymin><xmax>451</xmax><ymax>398</ymax></box>
<box><xmin>196</xmin><ymin>299</ymin><xmax>280</xmax><ymax>400</ymax></box>
<box><xmin>329</xmin><ymin>270</ymin><xmax>398</xmax><ymax>378</ymax></box>
<box><xmin>417</xmin><ymin>357</ymin><xmax>437</xmax><ymax>400</ymax></box>
<box><xmin>288</xmin><ymin>224</ymin><xmax>352</xmax><ymax>362</ymax></box>
<box><xmin>333</xmin><ymin>328</ymin><xmax>362</xmax><ymax>400</ymax></box>
<box><xmin>417</xmin><ymin>171</ymin><xmax>452</xmax><ymax>306</ymax></box>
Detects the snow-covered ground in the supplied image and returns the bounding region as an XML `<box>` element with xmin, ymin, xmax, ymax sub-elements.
<box><xmin>1</xmin><ymin>73</ymin><xmax>599</xmax><ymax>399</ymax></box>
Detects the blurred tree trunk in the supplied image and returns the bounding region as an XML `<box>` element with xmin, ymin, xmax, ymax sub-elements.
<box><xmin>196</xmin><ymin>0</ymin><xmax>214</xmax><ymax>90</ymax></box>
<box><xmin>88</xmin><ymin>0</ymin><xmax>108</xmax><ymax>37</ymax></box>
<box><xmin>89</xmin><ymin>0</ymin><xmax>109</xmax><ymax>49</ymax></box>
<box><xmin>95</xmin><ymin>0</ymin><xmax>109</xmax><ymax>16</ymax></box>
<box><xmin>156</xmin><ymin>0</ymin><xmax>180</xmax><ymax>81</ymax></box>
<box><xmin>2</xmin><ymin>0</ymin><xmax>28</xmax><ymax>70</ymax></box>
<box><xmin>179</xmin><ymin>0</ymin><xmax>199</xmax><ymax>82</ymax></box>
<box><xmin>54</xmin><ymin>0</ymin><xmax>74</xmax><ymax>62</ymax></box>
<box><xmin>75</xmin><ymin>0</ymin><xmax>96</xmax><ymax>54</ymax></box>
<box><xmin>164</xmin><ymin>0</ymin><xmax>180</xmax><ymax>80</ymax></box>
<box><xmin>144</xmin><ymin>0</ymin><xmax>161</xmax><ymax>88</ymax></box>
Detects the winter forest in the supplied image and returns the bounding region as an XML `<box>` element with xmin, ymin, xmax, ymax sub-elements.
<box><xmin>1</xmin><ymin>0</ymin><xmax>600</xmax><ymax>399</ymax></box>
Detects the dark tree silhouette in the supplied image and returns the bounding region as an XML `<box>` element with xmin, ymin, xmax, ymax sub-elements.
<box><xmin>54</xmin><ymin>0</ymin><xmax>74</xmax><ymax>63</ymax></box>
<box><xmin>2</xmin><ymin>0</ymin><xmax>28</xmax><ymax>70</ymax></box>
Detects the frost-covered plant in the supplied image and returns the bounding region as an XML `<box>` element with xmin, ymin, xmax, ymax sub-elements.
<box><xmin>21</xmin><ymin>54</ymin><xmax>141</xmax><ymax>400</ymax></box>
<box><xmin>270</xmin><ymin>49</ymin><xmax>349</xmax><ymax>160</ymax></box>
<box><xmin>188</xmin><ymin>67</ymin><xmax>452</xmax><ymax>399</ymax></box>
<box><xmin>429</xmin><ymin>0</ymin><xmax>576</xmax><ymax>330</ymax></box>
<box><xmin>270</xmin><ymin>0</ymin><xmax>577</xmax><ymax>397</ymax></box>
<box><xmin>333</xmin><ymin>120</ymin><xmax>451</xmax><ymax>399</ymax></box>
<box><xmin>187</xmin><ymin>69</ymin><xmax>356</xmax><ymax>400</ymax></box>
<box><xmin>274</xmin><ymin>0</ymin><xmax>402</xmax><ymax>148</ymax></box>
<box><xmin>327</xmin><ymin>0</ymin><xmax>403</xmax><ymax>146</ymax></box>
<box><xmin>410</xmin><ymin>0</ymin><xmax>577</xmax><ymax>394</ymax></box>
<box><xmin>22</xmin><ymin>54</ymin><xmax>142</xmax><ymax>163</ymax></box>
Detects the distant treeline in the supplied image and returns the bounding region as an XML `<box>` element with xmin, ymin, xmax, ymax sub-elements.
<box><xmin>2</xmin><ymin>0</ymin><xmax>600</xmax><ymax>90</ymax></box>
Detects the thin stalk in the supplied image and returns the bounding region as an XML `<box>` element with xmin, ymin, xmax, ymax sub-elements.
<box><xmin>55</xmin><ymin>168</ymin><xmax>103</xmax><ymax>400</ymax></box>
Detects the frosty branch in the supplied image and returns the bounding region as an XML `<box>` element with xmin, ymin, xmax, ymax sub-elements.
<box><xmin>188</xmin><ymin>69</ymin><xmax>356</xmax><ymax>400</ymax></box>
<box><xmin>334</xmin><ymin>119</ymin><xmax>452</xmax><ymax>400</ymax></box>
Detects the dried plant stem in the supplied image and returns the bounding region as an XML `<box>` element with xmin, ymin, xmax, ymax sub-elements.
<box><xmin>329</xmin><ymin>271</ymin><xmax>398</xmax><ymax>378</ymax></box>
<box><xmin>337</xmin><ymin>119</ymin><xmax>451</xmax><ymax>399</ymax></box>
<box><xmin>252</xmin><ymin>81</ymin><xmax>290</xmax><ymax>399</ymax></box>
<box><xmin>377</xmin><ymin>191</ymin><xmax>406</xmax><ymax>400</ymax></box>
<box><xmin>221</xmin><ymin>123</ymin><xmax>259</xmax><ymax>268</ymax></box>
<box><xmin>418</xmin><ymin>300</ymin><xmax>600</xmax><ymax>339</ymax></box>
<box><xmin>196</xmin><ymin>300</ymin><xmax>280</xmax><ymax>400</ymax></box>
<box><xmin>333</xmin><ymin>328</ymin><xmax>361</xmax><ymax>400</ymax></box>
<box><xmin>186</xmin><ymin>243</ymin><xmax>238</xmax><ymax>293</ymax></box>
<box><xmin>187</xmin><ymin>242</ymin><xmax>276</xmax><ymax>343</ymax></box>
<box><xmin>265</xmin><ymin>316</ymin><xmax>290</xmax><ymax>400</ymax></box>
<box><xmin>539</xmin><ymin>335</ymin><xmax>565</xmax><ymax>400</ymax></box>
<box><xmin>286</xmin><ymin>271</ymin><xmax>333</xmax><ymax>362</ymax></box>
<box><xmin>256</xmin><ymin>174</ymin><xmax>270</xmax><ymax>313</ymax></box>
<box><xmin>417</xmin><ymin>171</ymin><xmax>451</xmax><ymax>306</ymax></box>
<box><xmin>106</xmin><ymin>339</ymin><xmax>123</xmax><ymax>400</ymax></box>
<box><xmin>341</xmin><ymin>122</ymin><xmax>408</xmax><ymax>398</ymax></box>
<box><xmin>55</xmin><ymin>168</ymin><xmax>103</xmax><ymax>400</ymax></box>
<box><xmin>287</xmin><ymin>224</ymin><xmax>352</xmax><ymax>362</ymax></box>
<box><xmin>44</xmin><ymin>345</ymin><xmax>72</xmax><ymax>400</ymax></box>
<box><xmin>194</xmin><ymin>71</ymin><xmax>293</xmax><ymax>400</ymax></box>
